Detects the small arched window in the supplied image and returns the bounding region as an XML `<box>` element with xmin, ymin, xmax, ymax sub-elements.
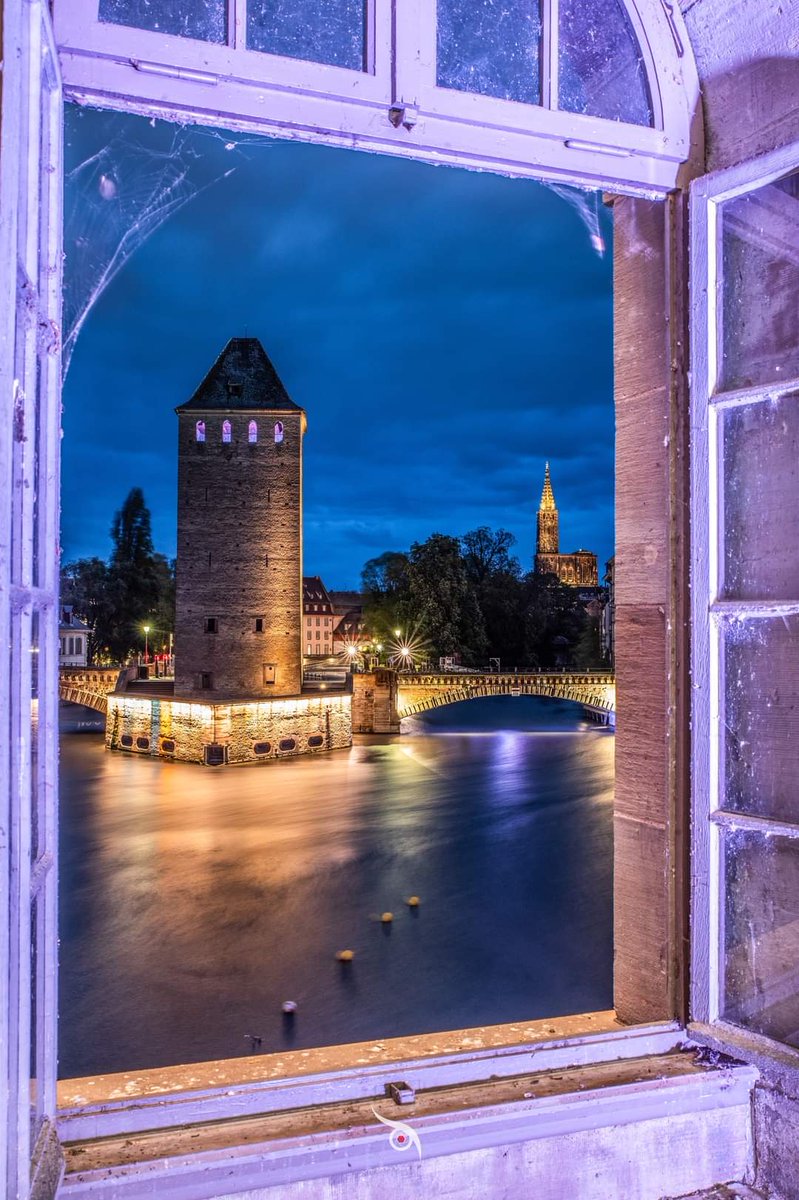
<box><xmin>222</xmin><ymin>419</ymin><xmax>232</xmax><ymax>443</ymax></box>
<box><xmin>274</xmin><ymin>421</ymin><xmax>284</xmax><ymax>444</ymax></box>
<box><xmin>195</xmin><ymin>420</ymin><xmax>206</xmax><ymax>443</ymax></box>
<box><xmin>248</xmin><ymin>420</ymin><xmax>258</xmax><ymax>444</ymax></box>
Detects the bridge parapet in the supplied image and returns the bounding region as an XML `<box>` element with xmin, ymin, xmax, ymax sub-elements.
<box><xmin>59</xmin><ymin>667</ymin><xmax>125</xmax><ymax>714</ymax></box>
<box><xmin>396</xmin><ymin>671</ymin><xmax>615</xmax><ymax>720</ymax></box>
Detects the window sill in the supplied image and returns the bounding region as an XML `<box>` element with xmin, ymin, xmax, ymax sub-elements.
<box><xmin>58</xmin><ymin>1036</ymin><xmax>757</xmax><ymax>1199</ymax></box>
<box><xmin>56</xmin><ymin>1012</ymin><xmax>688</xmax><ymax>1142</ymax></box>
<box><xmin>689</xmin><ymin>1020</ymin><xmax>799</xmax><ymax>1097</ymax></box>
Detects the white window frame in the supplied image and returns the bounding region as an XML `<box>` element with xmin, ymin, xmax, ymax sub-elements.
<box><xmin>56</xmin><ymin>0</ymin><xmax>699</xmax><ymax>195</ymax></box>
<box><xmin>1</xmin><ymin>3</ymin><xmax>64</xmax><ymax>1197</ymax></box>
<box><xmin>0</xmin><ymin>0</ymin><xmax>716</xmax><ymax>1192</ymax></box>
<box><xmin>690</xmin><ymin>137</ymin><xmax>799</xmax><ymax>1065</ymax></box>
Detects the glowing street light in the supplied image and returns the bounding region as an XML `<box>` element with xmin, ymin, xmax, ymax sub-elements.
<box><xmin>143</xmin><ymin>624</ymin><xmax>150</xmax><ymax>663</ymax></box>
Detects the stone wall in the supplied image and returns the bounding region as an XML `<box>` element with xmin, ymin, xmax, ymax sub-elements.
<box><xmin>174</xmin><ymin>407</ymin><xmax>305</xmax><ymax>700</ymax></box>
<box><xmin>351</xmin><ymin>671</ymin><xmax>400</xmax><ymax>734</ymax></box>
<box><xmin>106</xmin><ymin>692</ymin><xmax>351</xmax><ymax>765</ymax></box>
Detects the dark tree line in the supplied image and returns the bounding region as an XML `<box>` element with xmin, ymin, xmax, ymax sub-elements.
<box><xmin>362</xmin><ymin>527</ymin><xmax>605</xmax><ymax>670</ymax></box>
<box><xmin>61</xmin><ymin>488</ymin><xmax>175</xmax><ymax>664</ymax></box>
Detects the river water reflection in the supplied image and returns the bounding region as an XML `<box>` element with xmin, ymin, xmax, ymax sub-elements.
<box><xmin>59</xmin><ymin>696</ymin><xmax>613</xmax><ymax>1078</ymax></box>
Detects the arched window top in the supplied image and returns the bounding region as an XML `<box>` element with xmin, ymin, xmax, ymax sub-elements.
<box><xmin>60</xmin><ymin>0</ymin><xmax>700</xmax><ymax>195</ymax></box>
<box><xmin>274</xmin><ymin>421</ymin><xmax>284</xmax><ymax>444</ymax></box>
<box><xmin>248</xmin><ymin>420</ymin><xmax>258</xmax><ymax>444</ymax></box>
<box><xmin>195</xmin><ymin>420</ymin><xmax>205</xmax><ymax>443</ymax></box>
<box><xmin>438</xmin><ymin>0</ymin><xmax>652</xmax><ymax>127</ymax></box>
<box><xmin>222</xmin><ymin>419</ymin><xmax>232</xmax><ymax>443</ymax></box>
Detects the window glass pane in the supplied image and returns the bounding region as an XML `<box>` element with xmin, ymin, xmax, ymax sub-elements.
<box><xmin>437</xmin><ymin>0</ymin><xmax>542</xmax><ymax>105</ymax></box>
<box><xmin>723</xmin><ymin>826</ymin><xmax>799</xmax><ymax>1049</ymax></box>
<box><xmin>721</xmin><ymin>396</ymin><xmax>799</xmax><ymax>600</ymax></box>
<box><xmin>720</xmin><ymin>171</ymin><xmax>799</xmax><ymax>392</ymax></box>
<box><xmin>98</xmin><ymin>0</ymin><xmax>226</xmax><ymax>44</ymax></box>
<box><xmin>723</xmin><ymin>614</ymin><xmax>799</xmax><ymax>823</ymax></box>
<box><xmin>558</xmin><ymin>0</ymin><xmax>652</xmax><ymax>126</ymax></box>
<box><xmin>247</xmin><ymin>0</ymin><xmax>366</xmax><ymax>71</ymax></box>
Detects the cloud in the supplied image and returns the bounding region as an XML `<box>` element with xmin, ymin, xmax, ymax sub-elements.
<box><xmin>62</xmin><ymin>108</ymin><xmax>614</xmax><ymax>584</ymax></box>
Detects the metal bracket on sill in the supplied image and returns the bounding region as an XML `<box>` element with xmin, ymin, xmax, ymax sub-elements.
<box><xmin>385</xmin><ymin>1080</ymin><xmax>416</xmax><ymax>1105</ymax></box>
<box><xmin>388</xmin><ymin>103</ymin><xmax>419</xmax><ymax>130</ymax></box>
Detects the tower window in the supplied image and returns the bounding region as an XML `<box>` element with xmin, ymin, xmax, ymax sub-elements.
<box><xmin>205</xmin><ymin>617</ymin><xmax>218</xmax><ymax>633</ymax></box>
<box><xmin>195</xmin><ymin>420</ymin><xmax>206</xmax><ymax>442</ymax></box>
<box><xmin>222</xmin><ymin>419</ymin><xmax>232</xmax><ymax>443</ymax></box>
<box><xmin>254</xmin><ymin>618</ymin><xmax>264</xmax><ymax>632</ymax></box>
<box><xmin>227</xmin><ymin>381</ymin><xmax>243</xmax><ymax>398</ymax></box>
<box><xmin>274</xmin><ymin>421</ymin><xmax>284</xmax><ymax>444</ymax></box>
<box><xmin>248</xmin><ymin>420</ymin><xmax>258</xmax><ymax>443</ymax></box>
<box><xmin>199</xmin><ymin>673</ymin><xmax>212</xmax><ymax>690</ymax></box>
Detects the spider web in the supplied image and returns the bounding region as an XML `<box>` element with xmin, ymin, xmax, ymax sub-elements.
<box><xmin>62</xmin><ymin>119</ymin><xmax>605</xmax><ymax>378</ymax></box>
<box><xmin>62</xmin><ymin>124</ymin><xmax>236</xmax><ymax>377</ymax></box>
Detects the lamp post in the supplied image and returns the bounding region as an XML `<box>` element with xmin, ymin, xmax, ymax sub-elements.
<box><xmin>143</xmin><ymin>625</ymin><xmax>150</xmax><ymax>664</ymax></box>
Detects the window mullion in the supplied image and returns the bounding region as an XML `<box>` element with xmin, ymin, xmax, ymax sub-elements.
<box><xmin>392</xmin><ymin>0</ymin><xmax>424</xmax><ymax>116</ymax></box>
<box><xmin>541</xmin><ymin>0</ymin><xmax>559</xmax><ymax>110</ymax></box>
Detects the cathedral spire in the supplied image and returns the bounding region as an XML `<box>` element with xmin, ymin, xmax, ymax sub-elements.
<box><xmin>540</xmin><ymin>461</ymin><xmax>556</xmax><ymax>512</ymax></box>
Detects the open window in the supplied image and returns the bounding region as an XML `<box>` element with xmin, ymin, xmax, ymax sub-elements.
<box><xmin>1</xmin><ymin>2</ymin><xmax>64</xmax><ymax>1196</ymax></box>
<box><xmin>691</xmin><ymin>139</ymin><xmax>799</xmax><ymax>1055</ymax></box>
<box><xmin>1</xmin><ymin>0</ymin><xmax>708</xmax><ymax>1194</ymax></box>
<box><xmin>56</xmin><ymin>0</ymin><xmax>698</xmax><ymax>193</ymax></box>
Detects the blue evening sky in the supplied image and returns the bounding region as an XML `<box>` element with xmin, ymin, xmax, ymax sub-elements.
<box><xmin>62</xmin><ymin>106</ymin><xmax>613</xmax><ymax>590</ymax></box>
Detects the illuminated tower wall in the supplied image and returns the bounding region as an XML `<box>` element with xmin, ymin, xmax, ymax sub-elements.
<box><xmin>534</xmin><ymin>462</ymin><xmax>599</xmax><ymax>587</ymax></box>
<box><xmin>174</xmin><ymin>337</ymin><xmax>306</xmax><ymax>699</ymax></box>
<box><xmin>535</xmin><ymin>461</ymin><xmax>560</xmax><ymax>573</ymax></box>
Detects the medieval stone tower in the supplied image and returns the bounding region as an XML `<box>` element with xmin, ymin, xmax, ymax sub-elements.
<box><xmin>174</xmin><ymin>337</ymin><xmax>306</xmax><ymax>699</ymax></box>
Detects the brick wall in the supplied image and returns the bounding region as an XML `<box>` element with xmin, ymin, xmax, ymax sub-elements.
<box><xmin>174</xmin><ymin>409</ymin><xmax>305</xmax><ymax>700</ymax></box>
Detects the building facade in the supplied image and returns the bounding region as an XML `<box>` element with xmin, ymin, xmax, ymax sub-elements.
<box><xmin>174</xmin><ymin>337</ymin><xmax>306</xmax><ymax>699</ymax></box>
<box><xmin>534</xmin><ymin>462</ymin><xmax>599</xmax><ymax>587</ymax></box>
<box><xmin>58</xmin><ymin>605</ymin><xmax>89</xmax><ymax>667</ymax></box>
<box><xmin>302</xmin><ymin>576</ymin><xmax>335</xmax><ymax>657</ymax></box>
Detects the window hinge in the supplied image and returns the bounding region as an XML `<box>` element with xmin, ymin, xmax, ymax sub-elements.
<box><xmin>130</xmin><ymin>60</ymin><xmax>219</xmax><ymax>86</ymax></box>
<box><xmin>388</xmin><ymin>103</ymin><xmax>419</xmax><ymax>131</ymax></box>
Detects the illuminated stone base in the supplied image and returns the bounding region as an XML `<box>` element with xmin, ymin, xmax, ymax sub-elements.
<box><xmin>105</xmin><ymin>692</ymin><xmax>352</xmax><ymax>766</ymax></box>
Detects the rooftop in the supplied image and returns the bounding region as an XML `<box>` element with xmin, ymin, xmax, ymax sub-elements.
<box><xmin>176</xmin><ymin>337</ymin><xmax>303</xmax><ymax>414</ymax></box>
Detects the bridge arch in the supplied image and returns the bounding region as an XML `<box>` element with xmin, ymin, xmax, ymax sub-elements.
<box><xmin>396</xmin><ymin>673</ymin><xmax>616</xmax><ymax>723</ymax></box>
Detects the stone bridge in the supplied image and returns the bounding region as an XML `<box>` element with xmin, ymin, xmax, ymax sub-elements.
<box><xmin>352</xmin><ymin>670</ymin><xmax>615</xmax><ymax>734</ymax></box>
<box><xmin>397</xmin><ymin>671</ymin><xmax>616</xmax><ymax>721</ymax></box>
<box><xmin>59</xmin><ymin>668</ymin><xmax>126</xmax><ymax>714</ymax></box>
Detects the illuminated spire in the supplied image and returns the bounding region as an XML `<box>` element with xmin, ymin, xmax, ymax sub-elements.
<box><xmin>540</xmin><ymin>461</ymin><xmax>556</xmax><ymax>512</ymax></box>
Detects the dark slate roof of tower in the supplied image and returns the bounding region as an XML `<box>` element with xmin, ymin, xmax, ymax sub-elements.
<box><xmin>176</xmin><ymin>338</ymin><xmax>303</xmax><ymax>413</ymax></box>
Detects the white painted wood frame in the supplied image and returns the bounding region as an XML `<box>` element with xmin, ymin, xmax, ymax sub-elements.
<box><xmin>55</xmin><ymin>0</ymin><xmax>700</xmax><ymax>195</ymax></box>
<box><xmin>1</xmin><ymin>2</ymin><xmax>64</xmax><ymax>1198</ymax></box>
<box><xmin>690</xmin><ymin>139</ymin><xmax>799</xmax><ymax>1064</ymax></box>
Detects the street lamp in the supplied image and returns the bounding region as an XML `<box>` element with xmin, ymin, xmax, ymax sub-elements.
<box><xmin>143</xmin><ymin>625</ymin><xmax>150</xmax><ymax>663</ymax></box>
<box><xmin>394</xmin><ymin>628</ymin><xmax>402</xmax><ymax>638</ymax></box>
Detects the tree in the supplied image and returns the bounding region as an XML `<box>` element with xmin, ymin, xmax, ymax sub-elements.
<box><xmin>60</xmin><ymin>557</ymin><xmax>110</xmax><ymax>662</ymax></box>
<box><xmin>361</xmin><ymin>550</ymin><xmax>411</xmax><ymax>640</ymax></box>
<box><xmin>461</xmin><ymin>526</ymin><xmax>520</xmax><ymax>585</ymax></box>
<box><xmin>406</xmin><ymin>533</ymin><xmax>487</xmax><ymax>664</ymax></box>
<box><xmin>61</xmin><ymin>489</ymin><xmax>171</xmax><ymax>664</ymax></box>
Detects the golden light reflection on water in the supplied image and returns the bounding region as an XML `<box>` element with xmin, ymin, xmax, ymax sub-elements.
<box><xmin>60</xmin><ymin>698</ymin><xmax>614</xmax><ymax>1078</ymax></box>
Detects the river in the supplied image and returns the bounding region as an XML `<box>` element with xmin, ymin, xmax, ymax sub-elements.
<box><xmin>58</xmin><ymin>696</ymin><xmax>614</xmax><ymax>1079</ymax></box>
